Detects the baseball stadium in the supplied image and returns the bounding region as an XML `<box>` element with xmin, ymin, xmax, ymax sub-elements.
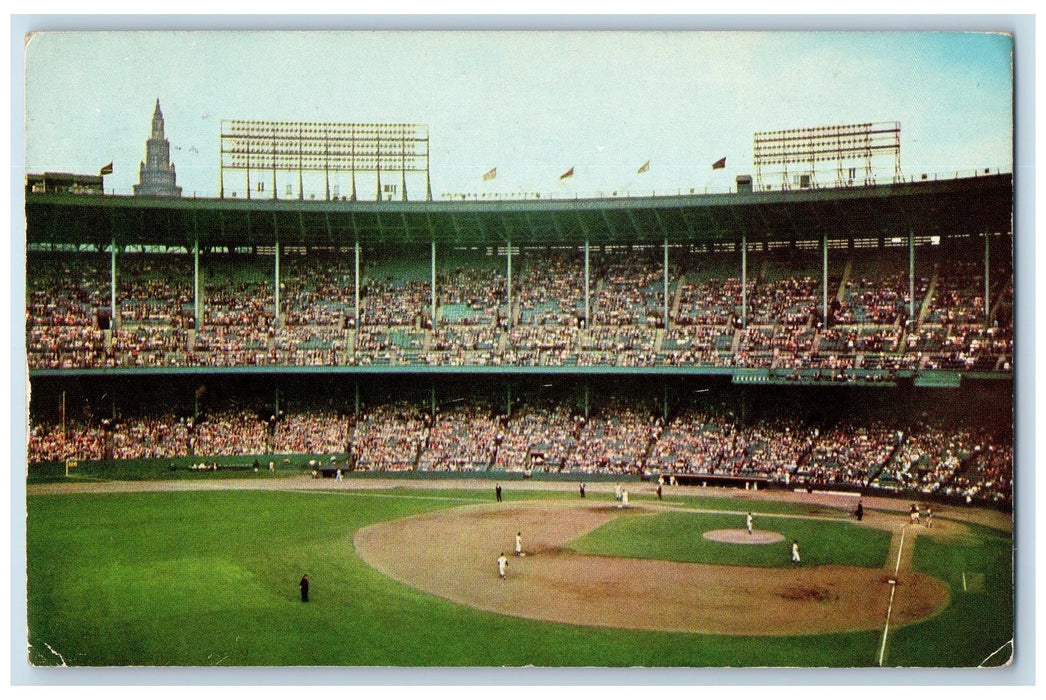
<box><xmin>23</xmin><ymin>108</ymin><xmax>1015</xmax><ymax>669</ymax></box>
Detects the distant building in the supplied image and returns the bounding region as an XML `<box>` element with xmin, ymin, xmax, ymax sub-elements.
<box><xmin>133</xmin><ymin>99</ymin><xmax>182</xmax><ymax>197</ymax></box>
<box><xmin>26</xmin><ymin>172</ymin><xmax>103</xmax><ymax>196</ymax></box>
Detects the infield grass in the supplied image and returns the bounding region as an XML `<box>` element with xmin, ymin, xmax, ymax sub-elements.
<box><xmin>25</xmin><ymin>487</ymin><xmax>1011</xmax><ymax>667</ymax></box>
<box><xmin>567</xmin><ymin>510</ymin><xmax>892</xmax><ymax>568</ymax></box>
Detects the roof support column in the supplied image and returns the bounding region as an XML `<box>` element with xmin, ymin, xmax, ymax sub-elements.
<box><xmin>354</xmin><ymin>239</ymin><xmax>361</xmax><ymax>330</ymax></box>
<box><xmin>584</xmin><ymin>238</ymin><xmax>590</xmax><ymax>328</ymax></box>
<box><xmin>274</xmin><ymin>236</ymin><xmax>281</xmax><ymax>328</ymax></box>
<box><xmin>984</xmin><ymin>228</ymin><xmax>991</xmax><ymax>327</ymax></box>
<box><xmin>823</xmin><ymin>232</ymin><xmax>829</xmax><ymax>328</ymax></box>
<box><xmin>193</xmin><ymin>236</ymin><xmax>201</xmax><ymax>332</ymax></box>
<box><xmin>506</xmin><ymin>239</ymin><xmax>513</xmax><ymax>330</ymax></box>
<box><xmin>110</xmin><ymin>236</ymin><xmax>118</xmax><ymax>334</ymax></box>
<box><xmin>663</xmin><ymin>236</ymin><xmax>669</xmax><ymax>330</ymax></box>
<box><xmin>909</xmin><ymin>227</ymin><xmax>915</xmax><ymax>323</ymax></box>
<box><xmin>741</xmin><ymin>231</ymin><xmax>747</xmax><ymax>329</ymax></box>
<box><xmin>431</xmin><ymin>237</ymin><xmax>437</xmax><ymax>327</ymax></box>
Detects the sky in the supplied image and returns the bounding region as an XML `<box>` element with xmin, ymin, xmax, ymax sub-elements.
<box><xmin>22</xmin><ymin>30</ymin><xmax>1014</xmax><ymax>200</ymax></box>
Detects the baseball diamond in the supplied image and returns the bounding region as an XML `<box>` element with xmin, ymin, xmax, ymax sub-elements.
<box><xmin>354</xmin><ymin>499</ymin><xmax>950</xmax><ymax>635</ymax></box>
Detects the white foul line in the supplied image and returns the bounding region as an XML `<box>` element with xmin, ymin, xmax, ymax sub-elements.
<box><xmin>878</xmin><ymin>523</ymin><xmax>908</xmax><ymax>666</ymax></box>
<box><xmin>893</xmin><ymin>523</ymin><xmax>907</xmax><ymax>575</ymax></box>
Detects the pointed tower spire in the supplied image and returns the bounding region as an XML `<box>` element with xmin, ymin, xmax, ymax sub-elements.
<box><xmin>134</xmin><ymin>99</ymin><xmax>182</xmax><ymax>197</ymax></box>
<box><xmin>151</xmin><ymin>99</ymin><xmax>165</xmax><ymax>139</ymax></box>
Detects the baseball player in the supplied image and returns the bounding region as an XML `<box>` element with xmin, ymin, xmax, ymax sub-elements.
<box><xmin>926</xmin><ymin>507</ymin><xmax>934</xmax><ymax>528</ymax></box>
<box><xmin>515</xmin><ymin>532</ymin><xmax>523</xmax><ymax>556</ymax></box>
<box><xmin>746</xmin><ymin>512</ymin><xmax>753</xmax><ymax>535</ymax></box>
<box><xmin>497</xmin><ymin>553</ymin><xmax>508</xmax><ymax>579</ymax></box>
<box><xmin>791</xmin><ymin>540</ymin><xmax>801</xmax><ymax>565</ymax></box>
<box><xmin>909</xmin><ymin>503</ymin><xmax>920</xmax><ymax>524</ymax></box>
<box><xmin>619</xmin><ymin>489</ymin><xmax>629</xmax><ymax>508</ymax></box>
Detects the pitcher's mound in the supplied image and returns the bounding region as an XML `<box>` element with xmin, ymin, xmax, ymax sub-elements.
<box><xmin>704</xmin><ymin>529</ymin><xmax>785</xmax><ymax>544</ymax></box>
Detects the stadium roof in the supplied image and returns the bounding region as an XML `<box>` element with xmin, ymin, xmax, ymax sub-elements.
<box><xmin>25</xmin><ymin>173</ymin><xmax>1012</xmax><ymax>250</ymax></box>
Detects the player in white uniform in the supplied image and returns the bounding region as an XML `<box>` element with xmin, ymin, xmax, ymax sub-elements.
<box><xmin>515</xmin><ymin>532</ymin><xmax>523</xmax><ymax>556</ymax></box>
<box><xmin>791</xmin><ymin>540</ymin><xmax>801</xmax><ymax>565</ymax></box>
<box><xmin>497</xmin><ymin>553</ymin><xmax>508</xmax><ymax>579</ymax></box>
<box><xmin>746</xmin><ymin>512</ymin><xmax>753</xmax><ymax>535</ymax></box>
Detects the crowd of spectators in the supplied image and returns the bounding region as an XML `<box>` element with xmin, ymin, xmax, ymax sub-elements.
<box><xmin>592</xmin><ymin>255</ymin><xmax>672</xmax><ymax>327</ymax></box>
<box><xmin>26</xmin><ymin>247</ymin><xmax>1013</xmax><ymax>373</ymax></box>
<box><xmin>515</xmin><ymin>252</ymin><xmax>586</xmax><ymax>326</ymax></box>
<box><xmin>350</xmin><ymin>403</ymin><xmax>429</xmax><ymax>471</ymax></box>
<box><xmin>418</xmin><ymin>403</ymin><xmax>501</xmax><ymax>472</ymax></box>
<box><xmin>436</xmin><ymin>265</ymin><xmax>506</xmax><ymax>326</ymax></box>
<box><xmin>28</xmin><ymin>392</ymin><xmax>1014</xmax><ymax>507</ymax></box>
<box><xmin>27</xmin><ymin>253</ymin><xmax>114</xmax><ymax>368</ymax></box>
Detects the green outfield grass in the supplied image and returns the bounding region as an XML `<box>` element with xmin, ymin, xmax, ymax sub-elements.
<box><xmin>25</xmin><ymin>487</ymin><xmax>1012</xmax><ymax>667</ymax></box>
<box><xmin>568</xmin><ymin>510</ymin><xmax>892</xmax><ymax>568</ymax></box>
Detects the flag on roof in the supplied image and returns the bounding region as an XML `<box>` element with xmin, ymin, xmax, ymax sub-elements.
<box><xmin>482</xmin><ymin>167</ymin><xmax>497</xmax><ymax>181</ymax></box>
<box><xmin>560</xmin><ymin>167</ymin><xmax>574</xmax><ymax>180</ymax></box>
<box><xmin>712</xmin><ymin>157</ymin><xmax>727</xmax><ymax>170</ymax></box>
<box><xmin>99</xmin><ymin>161</ymin><xmax>114</xmax><ymax>176</ymax></box>
<box><xmin>637</xmin><ymin>160</ymin><xmax>650</xmax><ymax>174</ymax></box>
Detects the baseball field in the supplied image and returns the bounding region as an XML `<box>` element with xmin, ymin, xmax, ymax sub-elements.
<box><xmin>24</xmin><ymin>470</ymin><xmax>1013</xmax><ymax>668</ymax></box>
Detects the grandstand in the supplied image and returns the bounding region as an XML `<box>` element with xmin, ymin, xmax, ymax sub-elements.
<box><xmin>25</xmin><ymin>172</ymin><xmax>1014</xmax><ymax>507</ymax></box>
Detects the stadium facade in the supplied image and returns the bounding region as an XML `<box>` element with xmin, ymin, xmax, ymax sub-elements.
<box><xmin>25</xmin><ymin>172</ymin><xmax>1014</xmax><ymax>507</ymax></box>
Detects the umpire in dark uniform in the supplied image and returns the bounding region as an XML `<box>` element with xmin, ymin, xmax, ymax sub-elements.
<box><xmin>299</xmin><ymin>574</ymin><xmax>309</xmax><ymax>602</ymax></box>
